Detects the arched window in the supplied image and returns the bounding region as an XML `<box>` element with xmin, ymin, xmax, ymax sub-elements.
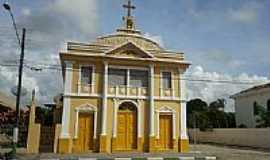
<box><xmin>267</xmin><ymin>100</ymin><xmax>270</xmax><ymax>112</ymax></box>
<box><xmin>253</xmin><ymin>101</ymin><xmax>258</xmax><ymax>115</ymax></box>
<box><xmin>119</xmin><ymin>102</ymin><xmax>137</xmax><ymax>111</ymax></box>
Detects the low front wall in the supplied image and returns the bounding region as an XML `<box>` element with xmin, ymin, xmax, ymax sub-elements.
<box><xmin>54</xmin><ymin>124</ymin><xmax>62</xmax><ymax>153</ymax></box>
<box><xmin>27</xmin><ymin>123</ymin><xmax>41</xmax><ymax>153</ymax></box>
<box><xmin>188</xmin><ymin>128</ymin><xmax>270</xmax><ymax>149</ymax></box>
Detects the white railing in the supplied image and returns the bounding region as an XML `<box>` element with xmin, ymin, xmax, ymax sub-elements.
<box><xmin>108</xmin><ymin>85</ymin><xmax>148</xmax><ymax>97</ymax></box>
<box><xmin>160</xmin><ymin>87</ymin><xmax>175</xmax><ymax>97</ymax></box>
<box><xmin>77</xmin><ymin>83</ymin><xmax>95</xmax><ymax>95</ymax></box>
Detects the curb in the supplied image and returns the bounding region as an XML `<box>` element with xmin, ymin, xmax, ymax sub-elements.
<box><xmin>41</xmin><ymin>157</ymin><xmax>217</xmax><ymax>160</ymax></box>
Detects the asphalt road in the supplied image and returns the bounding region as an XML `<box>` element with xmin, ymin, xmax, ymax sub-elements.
<box><xmin>190</xmin><ymin>144</ymin><xmax>270</xmax><ymax>160</ymax></box>
<box><xmin>1</xmin><ymin>144</ymin><xmax>270</xmax><ymax>160</ymax></box>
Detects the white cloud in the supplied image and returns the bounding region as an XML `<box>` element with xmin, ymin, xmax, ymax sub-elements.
<box><xmin>187</xmin><ymin>65</ymin><xmax>269</xmax><ymax>112</ymax></box>
<box><xmin>0</xmin><ymin>0</ymin><xmax>98</xmax><ymax>105</ymax></box>
<box><xmin>0</xmin><ymin>66</ymin><xmax>39</xmax><ymax>103</ymax></box>
<box><xmin>143</xmin><ymin>32</ymin><xmax>164</xmax><ymax>47</ymax></box>
<box><xmin>51</xmin><ymin>0</ymin><xmax>98</xmax><ymax>35</ymax></box>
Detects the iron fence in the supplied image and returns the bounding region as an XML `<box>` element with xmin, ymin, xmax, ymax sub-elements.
<box><xmin>0</xmin><ymin>124</ymin><xmax>28</xmax><ymax>148</ymax></box>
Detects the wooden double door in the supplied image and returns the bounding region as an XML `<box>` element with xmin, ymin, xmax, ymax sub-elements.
<box><xmin>157</xmin><ymin>114</ymin><xmax>173</xmax><ymax>150</ymax></box>
<box><xmin>116</xmin><ymin>106</ymin><xmax>137</xmax><ymax>151</ymax></box>
<box><xmin>39</xmin><ymin>125</ymin><xmax>55</xmax><ymax>152</ymax></box>
<box><xmin>73</xmin><ymin>112</ymin><xmax>94</xmax><ymax>153</ymax></box>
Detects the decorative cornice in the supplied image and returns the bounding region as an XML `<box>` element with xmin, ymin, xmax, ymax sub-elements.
<box><xmin>97</xmin><ymin>33</ymin><xmax>162</xmax><ymax>49</ymax></box>
<box><xmin>63</xmin><ymin>92</ymin><xmax>182</xmax><ymax>101</ymax></box>
<box><xmin>60</xmin><ymin>52</ymin><xmax>191</xmax><ymax>66</ymax></box>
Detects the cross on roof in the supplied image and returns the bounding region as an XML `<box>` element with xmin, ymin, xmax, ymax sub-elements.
<box><xmin>123</xmin><ymin>0</ymin><xmax>136</xmax><ymax>17</ymax></box>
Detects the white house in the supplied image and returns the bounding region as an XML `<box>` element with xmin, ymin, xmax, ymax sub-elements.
<box><xmin>231</xmin><ymin>83</ymin><xmax>270</xmax><ymax>128</ymax></box>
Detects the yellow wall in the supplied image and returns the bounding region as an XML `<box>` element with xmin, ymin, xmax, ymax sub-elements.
<box><xmin>58</xmin><ymin>55</ymin><xmax>188</xmax><ymax>153</ymax></box>
<box><xmin>63</xmin><ymin>56</ymin><xmax>182</xmax><ymax>99</ymax></box>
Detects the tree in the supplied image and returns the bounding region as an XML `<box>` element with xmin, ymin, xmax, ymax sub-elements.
<box><xmin>255</xmin><ymin>104</ymin><xmax>270</xmax><ymax>128</ymax></box>
<box><xmin>187</xmin><ymin>98</ymin><xmax>208</xmax><ymax>129</ymax></box>
<box><xmin>257</xmin><ymin>111</ymin><xmax>270</xmax><ymax>127</ymax></box>
<box><xmin>209</xmin><ymin>98</ymin><xmax>225</xmax><ymax>112</ymax></box>
<box><xmin>226</xmin><ymin>112</ymin><xmax>236</xmax><ymax>128</ymax></box>
<box><xmin>193</xmin><ymin>111</ymin><xmax>211</xmax><ymax>131</ymax></box>
<box><xmin>187</xmin><ymin>98</ymin><xmax>236</xmax><ymax>130</ymax></box>
<box><xmin>208</xmin><ymin>99</ymin><xmax>229</xmax><ymax>128</ymax></box>
<box><xmin>187</xmin><ymin>98</ymin><xmax>208</xmax><ymax>114</ymax></box>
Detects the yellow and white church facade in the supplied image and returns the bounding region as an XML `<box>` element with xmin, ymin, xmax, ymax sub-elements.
<box><xmin>57</xmin><ymin>1</ymin><xmax>191</xmax><ymax>153</ymax></box>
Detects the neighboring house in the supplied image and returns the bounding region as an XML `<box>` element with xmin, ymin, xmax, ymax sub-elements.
<box><xmin>0</xmin><ymin>92</ymin><xmax>29</xmax><ymax>147</ymax></box>
<box><xmin>0</xmin><ymin>92</ymin><xmax>16</xmax><ymax>108</ymax></box>
<box><xmin>56</xmin><ymin>1</ymin><xmax>190</xmax><ymax>154</ymax></box>
<box><xmin>0</xmin><ymin>91</ymin><xmax>16</xmax><ymax>125</ymax></box>
<box><xmin>231</xmin><ymin>83</ymin><xmax>270</xmax><ymax>128</ymax></box>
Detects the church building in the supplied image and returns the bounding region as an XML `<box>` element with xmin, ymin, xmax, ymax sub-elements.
<box><xmin>58</xmin><ymin>1</ymin><xmax>191</xmax><ymax>153</ymax></box>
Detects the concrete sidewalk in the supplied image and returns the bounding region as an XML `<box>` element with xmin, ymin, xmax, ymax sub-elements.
<box><xmin>9</xmin><ymin>143</ymin><xmax>270</xmax><ymax>160</ymax></box>
<box><xmin>15</xmin><ymin>150</ymin><xmax>216</xmax><ymax>160</ymax></box>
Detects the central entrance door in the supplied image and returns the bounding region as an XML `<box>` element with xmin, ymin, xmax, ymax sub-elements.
<box><xmin>158</xmin><ymin>114</ymin><xmax>173</xmax><ymax>150</ymax></box>
<box><xmin>116</xmin><ymin>102</ymin><xmax>137</xmax><ymax>151</ymax></box>
<box><xmin>73</xmin><ymin>112</ymin><xmax>94</xmax><ymax>153</ymax></box>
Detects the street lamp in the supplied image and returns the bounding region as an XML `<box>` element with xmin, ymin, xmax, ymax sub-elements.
<box><xmin>3</xmin><ymin>3</ymin><xmax>10</xmax><ymax>10</ymax></box>
<box><xmin>3</xmin><ymin>2</ymin><xmax>21</xmax><ymax>46</ymax></box>
<box><xmin>3</xmin><ymin>2</ymin><xmax>26</xmax><ymax>157</ymax></box>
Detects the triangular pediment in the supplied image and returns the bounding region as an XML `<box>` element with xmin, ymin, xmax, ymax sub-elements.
<box><xmin>105</xmin><ymin>42</ymin><xmax>154</xmax><ymax>58</ymax></box>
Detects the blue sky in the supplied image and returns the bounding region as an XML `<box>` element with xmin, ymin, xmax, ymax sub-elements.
<box><xmin>98</xmin><ymin>0</ymin><xmax>270</xmax><ymax>76</ymax></box>
<box><xmin>0</xmin><ymin>0</ymin><xmax>270</xmax><ymax>111</ymax></box>
<box><xmin>1</xmin><ymin>0</ymin><xmax>270</xmax><ymax>75</ymax></box>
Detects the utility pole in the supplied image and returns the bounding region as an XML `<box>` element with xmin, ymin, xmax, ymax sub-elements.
<box><xmin>13</xmin><ymin>28</ymin><xmax>26</xmax><ymax>154</ymax></box>
<box><xmin>3</xmin><ymin>3</ymin><xmax>26</xmax><ymax>157</ymax></box>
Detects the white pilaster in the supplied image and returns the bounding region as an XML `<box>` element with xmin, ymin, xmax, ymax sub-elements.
<box><xmin>173</xmin><ymin>112</ymin><xmax>176</xmax><ymax>139</ymax></box>
<box><xmin>171</xmin><ymin>72</ymin><xmax>175</xmax><ymax>98</ymax></box>
<box><xmin>91</xmin><ymin>65</ymin><xmax>96</xmax><ymax>94</ymax></box>
<box><xmin>149</xmin><ymin>64</ymin><xmax>155</xmax><ymax>137</ymax></box>
<box><xmin>60</xmin><ymin>61</ymin><xmax>73</xmax><ymax>138</ymax></box>
<box><xmin>113</xmin><ymin>98</ymin><xmax>118</xmax><ymax>138</ymax></box>
<box><xmin>137</xmin><ymin>100</ymin><xmax>142</xmax><ymax>138</ymax></box>
<box><xmin>74</xmin><ymin>110</ymin><xmax>79</xmax><ymax>138</ymax></box>
<box><xmin>179</xmin><ymin>69</ymin><xmax>188</xmax><ymax>140</ymax></box>
<box><xmin>156</xmin><ymin>111</ymin><xmax>160</xmax><ymax>139</ymax></box>
<box><xmin>101</xmin><ymin>62</ymin><xmax>108</xmax><ymax>135</ymax></box>
<box><xmin>94</xmin><ymin>110</ymin><xmax>97</xmax><ymax>139</ymax></box>
<box><xmin>127</xmin><ymin>69</ymin><xmax>130</xmax><ymax>96</ymax></box>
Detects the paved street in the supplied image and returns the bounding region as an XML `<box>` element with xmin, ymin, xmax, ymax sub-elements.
<box><xmin>1</xmin><ymin>144</ymin><xmax>270</xmax><ymax>160</ymax></box>
<box><xmin>190</xmin><ymin>144</ymin><xmax>270</xmax><ymax>160</ymax></box>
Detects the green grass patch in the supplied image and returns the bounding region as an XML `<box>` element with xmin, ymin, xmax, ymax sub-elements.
<box><xmin>163</xmin><ymin>158</ymin><xmax>179</xmax><ymax>160</ymax></box>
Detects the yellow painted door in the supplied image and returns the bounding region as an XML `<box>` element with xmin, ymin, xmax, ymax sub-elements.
<box><xmin>73</xmin><ymin>113</ymin><xmax>94</xmax><ymax>153</ymax></box>
<box><xmin>117</xmin><ymin>112</ymin><xmax>126</xmax><ymax>150</ymax></box>
<box><xmin>85</xmin><ymin>113</ymin><xmax>94</xmax><ymax>151</ymax></box>
<box><xmin>127</xmin><ymin>111</ymin><xmax>137</xmax><ymax>149</ymax></box>
<box><xmin>158</xmin><ymin>114</ymin><xmax>173</xmax><ymax>150</ymax></box>
<box><xmin>116</xmin><ymin>111</ymin><xmax>137</xmax><ymax>150</ymax></box>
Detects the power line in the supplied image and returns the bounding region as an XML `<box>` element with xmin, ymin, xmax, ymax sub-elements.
<box><xmin>0</xmin><ymin>62</ymin><xmax>268</xmax><ymax>85</ymax></box>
